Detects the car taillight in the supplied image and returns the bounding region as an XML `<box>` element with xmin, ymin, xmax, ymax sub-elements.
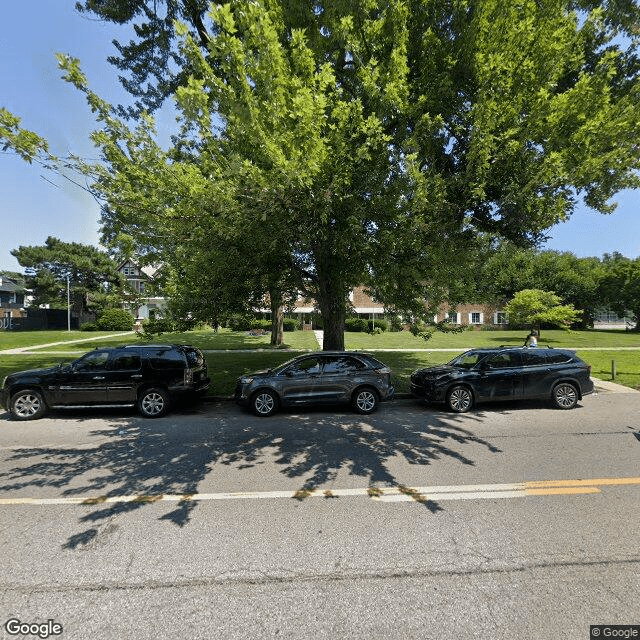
<box><xmin>184</xmin><ymin>368</ymin><xmax>193</xmax><ymax>385</ymax></box>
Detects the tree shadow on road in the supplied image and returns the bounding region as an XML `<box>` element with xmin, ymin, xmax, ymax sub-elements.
<box><xmin>0</xmin><ymin>400</ymin><xmax>502</xmax><ymax>548</ymax></box>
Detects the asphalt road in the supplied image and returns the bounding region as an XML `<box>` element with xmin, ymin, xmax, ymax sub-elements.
<box><xmin>1</xmin><ymin>393</ymin><xmax>639</xmax><ymax>640</ymax></box>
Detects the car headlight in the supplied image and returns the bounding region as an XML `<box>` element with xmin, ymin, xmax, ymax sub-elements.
<box><xmin>239</xmin><ymin>377</ymin><xmax>254</xmax><ymax>385</ymax></box>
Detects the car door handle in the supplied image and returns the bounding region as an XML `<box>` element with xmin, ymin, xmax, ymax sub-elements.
<box><xmin>131</xmin><ymin>375</ymin><xmax>143</xmax><ymax>379</ymax></box>
<box><xmin>93</xmin><ymin>376</ymin><xmax>105</xmax><ymax>380</ymax></box>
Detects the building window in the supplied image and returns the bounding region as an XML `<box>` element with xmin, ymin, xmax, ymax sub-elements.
<box><xmin>494</xmin><ymin>312</ymin><xmax>507</xmax><ymax>325</ymax></box>
<box><xmin>469</xmin><ymin>312</ymin><xmax>483</xmax><ymax>325</ymax></box>
<box><xmin>446</xmin><ymin>312</ymin><xmax>459</xmax><ymax>324</ymax></box>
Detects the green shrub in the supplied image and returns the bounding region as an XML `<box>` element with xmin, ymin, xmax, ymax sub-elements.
<box><xmin>80</xmin><ymin>322</ymin><xmax>97</xmax><ymax>332</ymax></box>
<box><xmin>367</xmin><ymin>319</ymin><xmax>390</xmax><ymax>332</ymax></box>
<box><xmin>227</xmin><ymin>314</ymin><xmax>258</xmax><ymax>331</ymax></box>
<box><xmin>389</xmin><ymin>315</ymin><xmax>404</xmax><ymax>332</ymax></box>
<box><xmin>140</xmin><ymin>317</ymin><xmax>175</xmax><ymax>337</ymax></box>
<box><xmin>250</xmin><ymin>319</ymin><xmax>272</xmax><ymax>331</ymax></box>
<box><xmin>436</xmin><ymin>320</ymin><xmax>465</xmax><ymax>334</ymax></box>
<box><xmin>96</xmin><ymin>308</ymin><xmax>135</xmax><ymax>331</ymax></box>
<box><xmin>345</xmin><ymin>318</ymin><xmax>369</xmax><ymax>332</ymax></box>
<box><xmin>283</xmin><ymin>318</ymin><xmax>299</xmax><ymax>331</ymax></box>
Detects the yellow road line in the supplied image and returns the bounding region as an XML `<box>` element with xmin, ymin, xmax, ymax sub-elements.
<box><xmin>525</xmin><ymin>477</ymin><xmax>640</xmax><ymax>489</ymax></box>
<box><xmin>525</xmin><ymin>487</ymin><xmax>601</xmax><ymax>496</ymax></box>
<box><xmin>0</xmin><ymin>476</ymin><xmax>637</xmax><ymax>507</ymax></box>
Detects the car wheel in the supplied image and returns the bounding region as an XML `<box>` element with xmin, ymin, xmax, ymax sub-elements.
<box><xmin>10</xmin><ymin>389</ymin><xmax>47</xmax><ymax>421</ymax></box>
<box><xmin>352</xmin><ymin>388</ymin><xmax>379</xmax><ymax>414</ymax></box>
<box><xmin>138</xmin><ymin>387</ymin><xmax>170</xmax><ymax>418</ymax></box>
<box><xmin>446</xmin><ymin>385</ymin><xmax>473</xmax><ymax>413</ymax></box>
<box><xmin>552</xmin><ymin>383</ymin><xmax>578</xmax><ymax>410</ymax></box>
<box><xmin>252</xmin><ymin>390</ymin><xmax>278</xmax><ymax>417</ymax></box>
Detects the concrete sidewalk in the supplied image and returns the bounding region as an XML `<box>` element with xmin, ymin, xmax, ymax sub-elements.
<box><xmin>0</xmin><ymin>332</ymin><xmax>135</xmax><ymax>355</ymax></box>
<box><xmin>591</xmin><ymin>377</ymin><xmax>639</xmax><ymax>393</ymax></box>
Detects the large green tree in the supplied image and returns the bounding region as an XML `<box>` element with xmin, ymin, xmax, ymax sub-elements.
<box><xmin>4</xmin><ymin>0</ymin><xmax>640</xmax><ymax>348</ymax></box>
<box><xmin>11</xmin><ymin>237</ymin><xmax>125</xmax><ymax>315</ymax></box>
<box><xmin>504</xmin><ymin>288</ymin><xmax>582</xmax><ymax>331</ymax></box>
<box><xmin>475</xmin><ymin>243</ymin><xmax>605</xmax><ymax>326</ymax></box>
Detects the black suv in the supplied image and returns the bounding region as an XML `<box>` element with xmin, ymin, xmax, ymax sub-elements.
<box><xmin>410</xmin><ymin>346</ymin><xmax>594</xmax><ymax>413</ymax></box>
<box><xmin>1</xmin><ymin>344</ymin><xmax>210</xmax><ymax>420</ymax></box>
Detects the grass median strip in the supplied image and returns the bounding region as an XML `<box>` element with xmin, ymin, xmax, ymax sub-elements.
<box><xmin>1</xmin><ymin>476</ymin><xmax>637</xmax><ymax>507</ymax></box>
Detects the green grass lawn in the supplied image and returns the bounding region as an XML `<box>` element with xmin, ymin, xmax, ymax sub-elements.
<box><xmin>576</xmin><ymin>350</ymin><xmax>640</xmax><ymax>391</ymax></box>
<box><xmin>0</xmin><ymin>355</ymin><xmax>73</xmax><ymax>386</ymax></box>
<box><xmin>34</xmin><ymin>327</ymin><xmax>320</xmax><ymax>353</ymax></box>
<box><xmin>345</xmin><ymin>328</ymin><xmax>640</xmax><ymax>350</ymax></box>
<box><xmin>0</xmin><ymin>330</ymin><xmax>132</xmax><ymax>350</ymax></box>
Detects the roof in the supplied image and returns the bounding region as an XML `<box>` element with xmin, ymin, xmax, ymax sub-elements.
<box><xmin>0</xmin><ymin>278</ymin><xmax>22</xmax><ymax>293</ymax></box>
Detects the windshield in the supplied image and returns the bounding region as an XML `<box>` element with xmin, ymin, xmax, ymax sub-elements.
<box><xmin>447</xmin><ymin>351</ymin><xmax>490</xmax><ymax>369</ymax></box>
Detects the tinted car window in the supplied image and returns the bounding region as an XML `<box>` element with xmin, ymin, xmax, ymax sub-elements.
<box><xmin>110</xmin><ymin>354</ymin><xmax>142</xmax><ymax>370</ymax></box>
<box><xmin>449</xmin><ymin>351</ymin><xmax>490</xmax><ymax>368</ymax></box>
<box><xmin>521</xmin><ymin>351</ymin><xmax>548</xmax><ymax>366</ymax></box>
<box><xmin>323</xmin><ymin>356</ymin><xmax>364</xmax><ymax>373</ymax></box>
<box><xmin>75</xmin><ymin>351</ymin><xmax>109</xmax><ymax>371</ymax></box>
<box><xmin>546</xmin><ymin>352</ymin><xmax>572</xmax><ymax>364</ymax></box>
<box><xmin>149</xmin><ymin>350</ymin><xmax>186</xmax><ymax>370</ymax></box>
<box><xmin>486</xmin><ymin>352</ymin><xmax>520</xmax><ymax>368</ymax></box>
<box><xmin>285</xmin><ymin>357</ymin><xmax>322</xmax><ymax>376</ymax></box>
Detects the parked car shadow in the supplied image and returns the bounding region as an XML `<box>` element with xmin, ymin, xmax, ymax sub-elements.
<box><xmin>0</xmin><ymin>400</ymin><xmax>502</xmax><ymax>548</ymax></box>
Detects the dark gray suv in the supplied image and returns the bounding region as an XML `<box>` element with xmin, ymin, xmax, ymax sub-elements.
<box><xmin>235</xmin><ymin>352</ymin><xmax>394</xmax><ymax>416</ymax></box>
<box><xmin>1</xmin><ymin>344</ymin><xmax>210</xmax><ymax>420</ymax></box>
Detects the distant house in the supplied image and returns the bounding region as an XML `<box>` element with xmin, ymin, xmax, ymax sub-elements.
<box><xmin>116</xmin><ymin>260</ymin><xmax>166</xmax><ymax>321</ymax></box>
<box><xmin>258</xmin><ymin>286</ymin><xmax>507</xmax><ymax>330</ymax></box>
<box><xmin>0</xmin><ymin>276</ymin><xmax>28</xmax><ymax>329</ymax></box>
<box><xmin>432</xmin><ymin>302</ymin><xmax>508</xmax><ymax>327</ymax></box>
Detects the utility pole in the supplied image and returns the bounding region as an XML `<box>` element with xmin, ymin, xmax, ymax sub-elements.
<box><xmin>67</xmin><ymin>274</ymin><xmax>71</xmax><ymax>332</ymax></box>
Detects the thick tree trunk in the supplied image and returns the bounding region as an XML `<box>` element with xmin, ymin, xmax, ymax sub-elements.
<box><xmin>270</xmin><ymin>289</ymin><xmax>284</xmax><ymax>346</ymax></box>
<box><xmin>316</xmin><ymin>276</ymin><xmax>346</xmax><ymax>351</ymax></box>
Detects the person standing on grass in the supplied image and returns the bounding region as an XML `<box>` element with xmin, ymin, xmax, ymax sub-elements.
<box><xmin>524</xmin><ymin>329</ymin><xmax>538</xmax><ymax>347</ymax></box>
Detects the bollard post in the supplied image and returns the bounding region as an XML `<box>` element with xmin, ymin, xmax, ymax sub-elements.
<box><xmin>611</xmin><ymin>360</ymin><xmax>617</xmax><ymax>380</ymax></box>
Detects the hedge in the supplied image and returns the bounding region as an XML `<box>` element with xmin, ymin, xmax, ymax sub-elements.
<box><xmin>96</xmin><ymin>308</ymin><xmax>135</xmax><ymax>331</ymax></box>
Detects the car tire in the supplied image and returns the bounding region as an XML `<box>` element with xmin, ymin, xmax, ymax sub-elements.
<box><xmin>352</xmin><ymin>387</ymin><xmax>379</xmax><ymax>414</ymax></box>
<box><xmin>10</xmin><ymin>389</ymin><xmax>47</xmax><ymax>421</ymax></box>
<box><xmin>446</xmin><ymin>385</ymin><xmax>473</xmax><ymax>413</ymax></box>
<box><xmin>138</xmin><ymin>387</ymin><xmax>170</xmax><ymax>418</ymax></box>
<box><xmin>252</xmin><ymin>389</ymin><xmax>278</xmax><ymax>417</ymax></box>
<box><xmin>552</xmin><ymin>382</ymin><xmax>578</xmax><ymax>410</ymax></box>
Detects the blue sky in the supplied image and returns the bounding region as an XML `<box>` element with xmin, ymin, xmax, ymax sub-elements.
<box><xmin>1</xmin><ymin>3</ymin><xmax>638</xmax><ymax>273</ymax></box>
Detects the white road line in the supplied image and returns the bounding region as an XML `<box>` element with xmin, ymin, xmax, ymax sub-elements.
<box><xmin>0</xmin><ymin>477</ymin><xmax>637</xmax><ymax>507</ymax></box>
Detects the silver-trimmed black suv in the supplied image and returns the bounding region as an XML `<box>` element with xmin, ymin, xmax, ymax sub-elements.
<box><xmin>235</xmin><ymin>351</ymin><xmax>394</xmax><ymax>416</ymax></box>
<box><xmin>1</xmin><ymin>344</ymin><xmax>210</xmax><ymax>420</ymax></box>
<box><xmin>410</xmin><ymin>346</ymin><xmax>594</xmax><ymax>413</ymax></box>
